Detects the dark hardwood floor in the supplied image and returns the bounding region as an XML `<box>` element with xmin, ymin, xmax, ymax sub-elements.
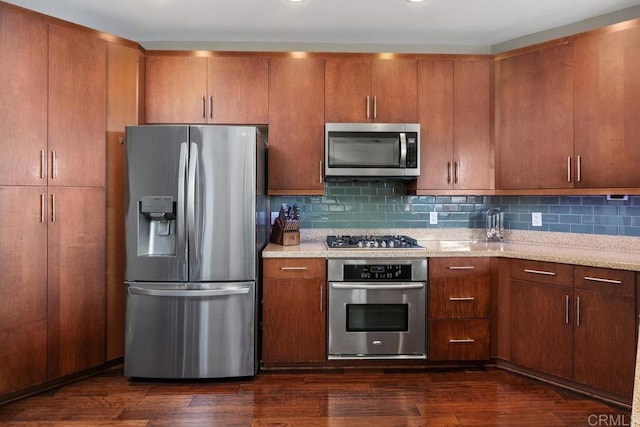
<box><xmin>0</xmin><ymin>365</ymin><xmax>631</xmax><ymax>426</ymax></box>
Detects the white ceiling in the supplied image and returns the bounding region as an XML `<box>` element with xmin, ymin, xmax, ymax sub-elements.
<box><xmin>4</xmin><ymin>0</ymin><xmax>640</xmax><ymax>53</ymax></box>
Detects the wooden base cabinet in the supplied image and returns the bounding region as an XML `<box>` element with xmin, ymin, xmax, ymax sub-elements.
<box><xmin>509</xmin><ymin>260</ymin><xmax>636</xmax><ymax>401</ymax></box>
<box><xmin>428</xmin><ymin>258</ymin><xmax>491</xmax><ymax>361</ymax></box>
<box><xmin>262</xmin><ymin>258</ymin><xmax>326</xmax><ymax>366</ymax></box>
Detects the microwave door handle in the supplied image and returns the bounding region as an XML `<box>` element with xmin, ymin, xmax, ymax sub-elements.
<box><xmin>399</xmin><ymin>132</ymin><xmax>407</xmax><ymax>167</ymax></box>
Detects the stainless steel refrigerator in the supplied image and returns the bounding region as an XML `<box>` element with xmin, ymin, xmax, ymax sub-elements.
<box><xmin>123</xmin><ymin>125</ymin><xmax>268</xmax><ymax>379</ymax></box>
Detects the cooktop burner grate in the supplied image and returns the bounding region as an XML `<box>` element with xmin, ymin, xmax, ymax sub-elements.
<box><xmin>326</xmin><ymin>235</ymin><xmax>422</xmax><ymax>249</ymax></box>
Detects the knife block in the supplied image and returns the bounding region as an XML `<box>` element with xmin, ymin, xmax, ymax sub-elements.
<box><xmin>270</xmin><ymin>218</ymin><xmax>300</xmax><ymax>246</ymax></box>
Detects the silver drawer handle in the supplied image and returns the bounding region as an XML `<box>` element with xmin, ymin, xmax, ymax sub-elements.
<box><xmin>128</xmin><ymin>287</ymin><xmax>250</xmax><ymax>297</ymax></box>
<box><xmin>448</xmin><ymin>266</ymin><xmax>475</xmax><ymax>270</ymax></box>
<box><xmin>583</xmin><ymin>276</ymin><xmax>622</xmax><ymax>285</ymax></box>
<box><xmin>280</xmin><ymin>266</ymin><xmax>308</xmax><ymax>271</ymax></box>
<box><xmin>524</xmin><ymin>269</ymin><xmax>556</xmax><ymax>276</ymax></box>
<box><xmin>449</xmin><ymin>339</ymin><xmax>475</xmax><ymax>344</ymax></box>
<box><xmin>449</xmin><ymin>297</ymin><xmax>475</xmax><ymax>301</ymax></box>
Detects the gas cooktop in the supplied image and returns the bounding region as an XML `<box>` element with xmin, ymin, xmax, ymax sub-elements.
<box><xmin>326</xmin><ymin>235</ymin><xmax>422</xmax><ymax>249</ymax></box>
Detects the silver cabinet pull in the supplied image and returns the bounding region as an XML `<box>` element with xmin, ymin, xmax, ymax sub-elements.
<box><xmin>577</xmin><ymin>155</ymin><xmax>582</xmax><ymax>182</ymax></box>
<box><xmin>373</xmin><ymin>95</ymin><xmax>377</xmax><ymax>119</ymax></box>
<box><xmin>448</xmin><ymin>266</ymin><xmax>475</xmax><ymax>270</ymax></box>
<box><xmin>449</xmin><ymin>339</ymin><xmax>475</xmax><ymax>344</ymax></box>
<box><xmin>319</xmin><ymin>160</ymin><xmax>323</xmax><ymax>184</ymax></box>
<box><xmin>51</xmin><ymin>151</ymin><xmax>57</xmax><ymax>180</ymax></box>
<box><xmin>583</xmin><ymin>276</ymin><xmax>622</xmax><ymax>285</ymax></box>
<box><xmin>524</xmin><ymin>269</ymin><xmax>556</xmax><ymax>276</ymax></box>
<box><xmin>209</xmin><ymin>94</ymin><xmax>213</xmax><ymax>119</ymax></box>
<box><xmin>565</xmin><ymin>295</ymin><xmax>570</xmax><ymax>324</ymax></box>
<box><xmin>40</xmin><ymin>194</ymin><xmax>45</xmax><ymax>223</ymax></box>
<box><xmin>576</xmin><ymin>296</ymin><xmax>581</xmax><ymax>326</ymax></box>
<box><xmin>449</xmin><ymin>297</ymin><xmax>475</xmax><ymax>301</ymax></box>
<box><xmin>366</xmin><ymin>95</ymin><xmax>370</xmax><ymax>119</ymax></box>
<box><xmin>51</xmin><ymin>193</ymin><xmax>56</xmax><ymax>222</ymax></box>
<box><xmin>567</xmin><ymin>156</ymin><xmax>571</xmax><ymax>182</ymax></box>
<box><xmin>280</xmin><ymin>266</ymin><xmax>308</xmax><ymax>271</ymax></box>
<box><xmin>40</xmin><ymin>150</ymin><xmax>46</xmax><ymax>179</ymax></box>
<box><xmin>319</xmin><ymin>285</ymin><xmax>323</xmax><ymax>313</ymax></box>
<box><xmin>201</xmin><ymin>95</ymin><xmax>206</xmax><ymax>119</ymax></box>
<box><xmin>454</xmin><ymin>161</ymin><xmax>459</xmax><ymax>184</ymax></box>
<box><xmin>447</xmin><ymin>161</ymin><xmax>452</xmax><ymax>184</ymax></box>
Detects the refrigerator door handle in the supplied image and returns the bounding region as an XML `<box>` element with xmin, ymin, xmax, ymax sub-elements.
<box><xmin>187</xmin><ymin>142</ymin><xmax>198</xmax><ymax>263</ymax></box>
<box><xmin>128</xmin><ymin>286</ymin><xmax>251</xmax><ymax>298</ymax></box>
<box><xmin>177</xmin><ymin>142</ymin><xmax>188</xmax><ymax>262</ymax></box>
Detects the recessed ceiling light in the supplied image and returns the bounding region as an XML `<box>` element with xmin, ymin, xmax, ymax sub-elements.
<box><xmin>287</xmin><ymin>0</ymin><xmax>305</xmax><ymax>2</ymax></box>
<box><xmin>406</xmin><ymin>0</ymin><xmax>426</xmax><ymax>2</ymax></box>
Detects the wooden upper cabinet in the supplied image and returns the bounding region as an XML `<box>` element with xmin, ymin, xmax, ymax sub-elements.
<box><xmin>146</xmin><ymin>55</ymin><xmax>268</xmax><ymax>124</ymax></box>
<box><xmin>498</xmin><ymin>43</ymin><xmax>574</xmax><ymax>190</ymax></box>
<box><xmin>325</xmin><ymin>57</ymin><xmax>417</xmax><ymax>123</ymax></box>
<box><xmin>0</xmin><ymin>8</ymin><xmax>48</xmax><ymax>186</ymax></box>
<box><xmin>416</xmin><ymin>59</ymin><xmax>492</xmax><ymax>192</ymax></box>
<box><xmin>268</xmin><ymin>58</ymin><xmax>325</xmax><ymax>195</ymax></box>
<box><xmin>574</xmin><ymin>22</ymin><xmax>640</xmax><ymax>188</ymax></box>
<box><xmin>48</xmin><ymin>24</ymin><xmax>107</xmax><ymax>188</ymax></box>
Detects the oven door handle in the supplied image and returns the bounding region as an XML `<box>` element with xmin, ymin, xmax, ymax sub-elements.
<box><xmin>330</xmin><ymin>282</ymin><xmax>424</xmax><ymax>290</ymax></box>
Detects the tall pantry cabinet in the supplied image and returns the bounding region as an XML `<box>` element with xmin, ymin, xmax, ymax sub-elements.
<box><xmin>0</xmin><ymin>5</ymin><xmax>107</xmax><ymax>396</ymax></box>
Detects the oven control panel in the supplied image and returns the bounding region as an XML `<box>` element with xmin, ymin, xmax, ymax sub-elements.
<box><xmin>343</xmin><ymin>264</ymin><xmax>412</xmax><ymax>281</ymax></box>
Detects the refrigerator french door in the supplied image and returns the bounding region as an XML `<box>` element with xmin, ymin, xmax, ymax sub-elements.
<box><xmin>124</xmin><ymin>125</ymin><xmax>266</xmax><ymax>379</ymax></box>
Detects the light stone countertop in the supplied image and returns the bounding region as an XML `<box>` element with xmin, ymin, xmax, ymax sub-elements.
<box><xmin>262</xmin><ymin>228</ymin><xmax>640</xmax><ymax>272</ymax></box>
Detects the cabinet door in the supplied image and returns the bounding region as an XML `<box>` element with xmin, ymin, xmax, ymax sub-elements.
<box><xmin>208</xmin><ymin>56</ymin><xmax>269</xmax><ymax>124</ymax></box>
<box><xmin>0</xmin><ymin>186</ymin><xmax>48</xmax><ymax>394</ymax></box>
<box><xmin>371</xmin><ymin>59</ymin><xmax>417</xmax><ymax>123</ymax></box>
<box><xmin>416</xmin><ymin>60</ymin><xmax>454</xmax><ymax>190</ymax></box>
<box><xmin>268</xmin><ymin>58</ymin><xmax>325</xmax><ymax>195</ymax></box>
<box><xmin>453</xmin><ymin>60</ymin><xmax>492</xmax><ymax>190</ymax></box>
<box><xmin>325</xmin><ymin>58</ymin><xmax>372</xmax><ymax>123</ymax></box>
<box><xmin>498</xmin><ymin>43</ymin><xmax>574</xmax><ymax>189</ymax></box>
<box><xmin>510</xmin><ymin>280</ymin><xmax>573</xmax><ymax>379</ymax></box>
<box><xmin>47</xmin><ymin>187</ymin><xmax>106</xmax><ymax>379</ymax></box>
<box><xmin>574</xmin><ymin>23</ymin><xmax>640</xmax><ymax>188</ymax></box>
<box><xmin>145</xmin><ymin>55</ymin><xmax>208</xmax><ymax>124</ymax></box>
<box><xmin>0</xmin><ymin>9</ymin><xmax>48</xmax><ymax>186</ymax></box>
<box><xmin>262</xmin><ymin>259</ymin><xmax>326</xmax><ymax>364</ymax></box>
<box><xmin>48</xmin><ymin>24</ymin><xmax>106</xmax><ymax>188</ymax></box>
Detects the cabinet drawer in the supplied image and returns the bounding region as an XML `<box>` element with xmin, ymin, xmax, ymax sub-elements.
<box><xmin>429</xmin><ymin>277</ymin><xmax>490</xmax><ymax>319</ymax></box>
<box><xmin>263</xmin><ymin>258</ymin><xmax>326</xmax><ymax>279</ymax></box>
<box><xmin>429</xmin><ymin>319</ymin><xmax>490</xmax><ymax>361</ymax></box>
<box><xmin>429</xmin><ymin>257</ymin><xmax>491</xmax><ymax>277</ymax></box>
<box><xmin>574</xmin><ymin>266</ymin><xmax>634</xmax><ymax>297</ymax></box>
<box><xmin>510</xmin><ymin>259</ymin><xmax>573</xmax><ymax>287</ymax></box>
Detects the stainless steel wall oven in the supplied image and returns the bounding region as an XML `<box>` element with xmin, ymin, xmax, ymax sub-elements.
<box><xmin>327</xmin><ymin>259</ymin><xmax>428</xmax><ymax>359</ymax></box>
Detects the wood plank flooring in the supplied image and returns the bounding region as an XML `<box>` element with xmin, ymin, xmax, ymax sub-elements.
<box><xmin>0</xmin><ymin>365</ymin><xmax>631</xmax><ymax>426</ymax></box>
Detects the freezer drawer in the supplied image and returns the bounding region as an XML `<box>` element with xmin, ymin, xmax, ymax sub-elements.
<box><xmin>124</xmin><ymin>281</ymin><xmax>256</xmax><ymax>379</ymax></box>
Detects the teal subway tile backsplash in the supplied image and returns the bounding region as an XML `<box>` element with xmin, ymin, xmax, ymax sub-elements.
<box><xmin>270</xmin><ymin>182</ymin><xmax>640</xmax><ymax>237</ymax></box>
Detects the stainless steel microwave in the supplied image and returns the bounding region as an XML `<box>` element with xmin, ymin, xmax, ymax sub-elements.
<box><xmin>324</xmin><ymin>123</ymin><xmax>420</xmax><ymax>180</ymax></box>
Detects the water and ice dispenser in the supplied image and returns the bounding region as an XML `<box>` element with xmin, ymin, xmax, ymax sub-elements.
<box><xmin>138</xmin><ymin>196</ymin><xmax>176</xmax><ymax>256</ymax></box>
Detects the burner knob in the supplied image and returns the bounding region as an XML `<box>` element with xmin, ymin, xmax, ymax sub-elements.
<box><xmin>365</xmin><ymin>241</ymin><xmax>372</xmax><ymax>248</ymax></box>
<box><xmin>357</xmin><ymin>241</ymin><xmax>364</xmax><ymax>248</ymax></box>
<box><xmin>389</xmin><ymin>240</ymin><xmax>395</xmax><ymax>248</ymax></box>
<box><xmin>373</xmin><ymin>241</ymin><xmax>379</xmax><ymax>248</ymax></box>
<box><xmin>380</xmin><ymin>241</ymin><xmax>387</xmax><ymax>248</ymax></box>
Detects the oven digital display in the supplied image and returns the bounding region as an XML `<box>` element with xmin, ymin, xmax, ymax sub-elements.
<box><xmin>342</xmin><ymin>264</ymin><xmax>412</xmax><ymax>281</ymax></box>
